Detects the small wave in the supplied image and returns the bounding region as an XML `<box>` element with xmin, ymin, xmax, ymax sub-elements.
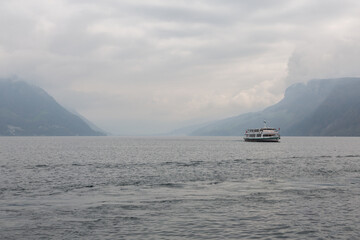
<box><xmin>0</xmin><ymin>186</ymin><xmax>26</xmax><ymax>192</ymax></box>
<box><xmin>233</xmin><ymin>159</ymin><xmax>246</xmax><ymax>163</ymax></box>
<box><xmin>283</xmin><ymin>185</ymin><xmax>344</xmax><ymax>199</ymax></box>
<box><xmin>286</xmin><ymin>155</ymin><xmax>332</xmax><ymax>160</ymax></box>
<box><xmin>118</xmin><ymin>204</ymin><xmax>145</xmax><ymax>210</ymax></box>
<box><xmin>54</xmin><ymin>183</ymin><xmax>97</xmax><ymax>192</ymax></box>
<box><xmin>207</xmin><ymin>181</ymin><xmax>221</xmax><ymax>185</ymax></box>
<box><xmin>344</xmin><ymin>168</ymin><xmax>360</xmax><ymax>173</ymax></box>
<box><xmin>161</xmin><ymin>161</ymin><xmax>174</xmax><ymax>166</ymax></box>
<box><xmin>35</xmin><ymin>164</ymin><xmax>48</xmax><ymax>168</ymax></box>
<box><xmin>88</xmin><ymin>204</ymin><xmax>145</xmax><ymax>213</ymax></box>
<box><xmin>121</xmin><ymin>216</ymin><xmax>140</xmax><ymax>221</ymax></box>
<box><xmin>297</xmin><ymin>230</ymin><xmax>317</xmax><ymax>235</ymax></box>
<box><xmin>161</xmin><ymin>161</ymin><xmax>204</xmax><ymax>167</ymax></box>
<box><xmin>337</xmin><ymin>155</ymin><xmax>360</xmax><ymax>158</ymax></box>
<box><xmin>314</xmin><ymin>168</ymin><xmax>339</xmax><ymax>176</ymax></box>
<box><xmin>143</xmin><ymin>199</ymin><xmax>184</xmax><ymax>205</ymax></box>
<box><xmin>71</xmin><ymin>163</ymin><xmax>87</xmax><ymax>167</ymax></box>
<box><xmin>158</xmin><ymin>183</ymin><xmax>185</xmax><ymax>188</ymax></box>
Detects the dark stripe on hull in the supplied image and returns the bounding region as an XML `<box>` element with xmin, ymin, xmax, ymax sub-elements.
<box><xmin>244</xmin><ymin>138</ymin><xmax>280</xmax><ymax>142</ymax></box>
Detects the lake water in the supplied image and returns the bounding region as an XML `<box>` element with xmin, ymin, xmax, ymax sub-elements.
<box><xmin>1</xmin><ymin>136</ymin><xmax>360</xmax><ymax>239</ymax></box>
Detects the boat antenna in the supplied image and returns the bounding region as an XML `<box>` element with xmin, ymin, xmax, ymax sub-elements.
<box><xmin>263</xmin><ymin>120</ymin><xmax>267</xmax><ymax>128</ymax></box>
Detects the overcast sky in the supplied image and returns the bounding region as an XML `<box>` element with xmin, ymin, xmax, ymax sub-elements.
<box><xmin>1</xmin><ymin>0</ymin><xmax>360</xmax><ymax>135</ymax></box>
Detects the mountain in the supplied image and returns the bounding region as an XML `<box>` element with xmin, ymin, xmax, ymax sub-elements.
<box><xmin>0</xmin><ymin>79</ymin><xmax>106</xmax><ymax>136</ymax></box>
<box><xmin>289</xmin><ymin>80</ymin><xmax>360</xmax><ymax>136</ymax></box>
<box><xmin>190</xmin><ymin>77</ymin><xmax>360</xmax><ymax>136</ymax></box>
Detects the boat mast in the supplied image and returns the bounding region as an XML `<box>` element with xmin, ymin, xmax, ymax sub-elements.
<box><xmin>263</xmin><ymin>120</ymin><xmax>267</xmax><ymax>128</ymax></box>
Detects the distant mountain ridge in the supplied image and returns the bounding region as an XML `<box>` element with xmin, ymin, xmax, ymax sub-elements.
<box><xmin>190</xmin><ymin>77</ymin><xmax>360</xmax><ymax>136</ymax></box>
<box><xmin>0</xmin><ymin>79</ymin><xmax>105</xmax><ymax>136</ymax></box>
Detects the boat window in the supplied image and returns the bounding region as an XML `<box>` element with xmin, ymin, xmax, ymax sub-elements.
<box><xmin>263</xmin><ymin>134</ymin><xmax>274</xmax><ymax>137</ymax></box>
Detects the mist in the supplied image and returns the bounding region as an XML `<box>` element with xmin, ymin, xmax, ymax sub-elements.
<box><xmin>1</xmin><ymin>0</ymin><xmax>360</xmax><ymax>134</ymax></box>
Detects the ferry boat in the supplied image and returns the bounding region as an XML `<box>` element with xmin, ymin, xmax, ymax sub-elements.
<box><xmin>244</xmin><ymin>121</ymin><xmax>280</xmax><ymax>142</ymax></box>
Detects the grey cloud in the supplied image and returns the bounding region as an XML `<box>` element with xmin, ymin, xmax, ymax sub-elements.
<box><xmin>286</xmin><ymin>37</ymin><xmax>360</xmax><ymax>85</ymax></box>
<box><xmin>131</xmin><ymin>5</ymin><xmax>231</xmax><ymax>25</ymax></box>
<box><xmin>1</xmin><ymin>0</ymin><xmax>360</xmax><ymax>134</ymax></box>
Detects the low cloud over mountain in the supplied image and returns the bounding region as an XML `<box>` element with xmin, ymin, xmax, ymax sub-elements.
<box><xmin>190</xmin><ymin>78</ymin><xmax>360</xmax><ymax>136</ymax></box>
